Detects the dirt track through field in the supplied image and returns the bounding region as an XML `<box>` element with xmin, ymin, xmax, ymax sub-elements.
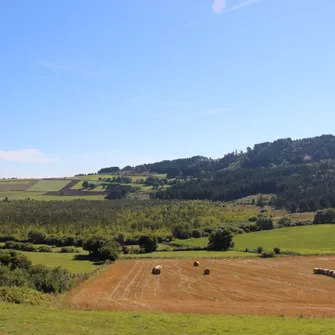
<box><xmin>65</xmin><ymin>257</ymin><xmax>335</xmax><ymax>317</ymax></box>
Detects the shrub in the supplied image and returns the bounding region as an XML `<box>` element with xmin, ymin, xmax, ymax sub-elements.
<box><xmin>256</xmin><ymin>246</ymin><xmax>263</xmax><ymax>254</ymax></box>
<box><xmin>59</xmin><ymin>247</ymin><xmax>77</xmax><ymax>253</ymax></box>
<box><xmin>273</xmin><ymin>247</ymin><xmax>281</xmax><ymax>254</ymax></box>
<box><xmin>0</xmin><ymin>286</ymin><xmax>53</xmax><ymax>306</ymax></box>
<box><xmin>256</xmin><ymin>216</ymin><xmax>274</xmax><ymax>231</ymax></box>
<box><xmin>2</xmin><ymin>241</ymin><xmax>37</xmax><ymax>252</ymax></box>
<box><xmin>122</xmin><ymin>246</ymin><xmax>129</xmax><ymax>254</ymax></box>
<box><xmin>99</xmin><ymin>244</ymin><xmax>119</xmax><ymax>261</ymax></box>
<box><xmin>208</xmin><ymin>228</ymin><xmax>234</xmax><ymax>251</ymax></box>
<box><xmin>260</xmin><ymin>251</ymin><xmax>275</xmax><ymax>258</ymax></box>
<box><xmin>191</xmin><ymin>229</ymin><xmax>202</xmax><ymax>238</ymax></box>
<box><xmin>83</xmin><ymin>235</ymin><xmax>110</xmax><ymax>256</ymax></box>
<box><xmin>278</xmin><ymin>217</ymin><xmax>292</xmax><ymax>227</ymax></box>
<box><xmin>9</xmin><ymin>253</ymin><xmax>32</xmax><ymax>270</ymax></box>
<box><xmin>27</xmin><ymin>230</ymin><xmax>47</xmax><ymax>244</ymax></box>
<box><xmin>138</xmin><ymin>235</ymin><xmax>158</xmax><ymax>253</ymax></box>
<box><xmin>125</xmin><ymin>237</ymin><xmax>139</xmax><ymax>245</ymax></box>
<box><xmin>0</xmin><ymin>235</ymin><xmax>19</xmax><ymax>243</ymax></box>
<box><xmin>37</xmin><ymin>246</ymin><xmax>53</xmax><ymax>253</ymax></box>
<box><xmin>172</xmin><ymin>224</ymin><xmax>191</xmax><ymax>239</ymax></box>
<box><xmin>44</xmin><ymin>266</ymin><xmax>73</xmax><ymax>293</ymax></box>
<box><xmin>313</xmin><ymin>208</ymin><xmax>335</xmax><ymax>224</ymax></box>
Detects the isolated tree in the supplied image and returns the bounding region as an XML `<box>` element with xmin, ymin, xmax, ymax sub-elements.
<box><xmin>256</xmin><ymin>216</ymin><xmax>274</xmax><ymax>230</ymax></box>
<box><xmin>83</xmin><ymin>236</ymin><xmax>109</xmax><ymax>256</ymax></box>
<box><xmin>172</xmin><ymin>224</ymin><xmax>191</xmax><ymax>239</ymax></box>
<box><xmin>207</xmin><ymin>228</ymin><xmax>234</xmax><ymax>251</ymax></box>
<box><xmin>99</xmin><ymin>243</ymin><xmax>119</xmax><ymax>261</ymax></box>
<box><xmin>28</xmin><ymin>230</ymin><xmax>46</xmax><ymax>244</ymax></box>
<box><xmin>82</xmin><ymin>181</ymin><xmax>89</xmax><ymax>189</ymax></box>
<box><xmin>138</xmin><ymin>235</ymin><xmax>158</xmax><ymax>253</ymax></box>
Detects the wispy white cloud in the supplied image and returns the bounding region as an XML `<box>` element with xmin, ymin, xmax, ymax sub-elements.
<box><xmin>36</xmin><ymin>61</ymin><xmax>98</xmax><ymax>77</ymax></box>
<box><xmin>223</xmin><ymin>0</ymin><xmax>261</xmax><ymax>13</ymax></box>
<box><xmin>184</xmin><ymin>0</ymin><xmax>261</xmax><ymax>27</ymax></box>
<box><xmin>0</xmin><ymin>149</ymin><xmax>55</xmax><ymax>163</ymax></box>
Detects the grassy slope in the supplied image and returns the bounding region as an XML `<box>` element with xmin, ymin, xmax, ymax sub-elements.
<box><xmin>1</xmin><ymin>304</ymin><xmax>335</xmax><ymax>335</ymax></box>
<box><xmin>172</xmin><ymin>237</ymin><xmax>209</xmax><ymax>247</ymax></box>
<box><xmin>233</xmin><ymin>225</ymin><xmax>335</xmax><ymax>254</ymax></box>
<box><xmin>22</xmin><ymin>252</ymin><xmax>101</xmax><ymax>273</ymax></box>
<box><xmin>27</xmin><ymin>180</ymin><xmax>71</xmax><ymax>192</ymax></box>
<box><xmin>172</xmin><ymin>225</ymin><xmax>335</xmax><ymax>255</ymax></box>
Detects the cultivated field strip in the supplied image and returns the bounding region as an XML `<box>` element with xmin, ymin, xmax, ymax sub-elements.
<box><xmin>65</xmin><ymin>257</ymin><xmax>335</xmax><ymax>317</ymax></box>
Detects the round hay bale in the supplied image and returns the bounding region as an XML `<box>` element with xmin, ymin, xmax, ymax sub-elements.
<box><xmin>203</xmin><ymin>268</ymin><xmax>210</xmax><ymax>275</ymax></box>
<box><xmin>152</xmin><ymin>265</ymin><xmax>161</xmax><ymax>275</ymax></box>
<box><xmin>325</xmin><ymin>269</ymin><xmax>329</xmax><ymax>275</ymax></box>
<box><xmin>328</xmin><ymin>270</ymin><xmax>334</xmax><ymax>276</ymax></box>
<box><xmin>313</xmin><ymin>268</ymin><xmax>320</xmax><ymax>274</ymax></box>
<box><xmin>193</xmin><ymin>261</ymin><xmax>200</xmax><ymax>267</ymax></box>
<box><xmin>332</xmin><ymin>272</ymin><xmax>335</xmax><ymax>278</ymax></box>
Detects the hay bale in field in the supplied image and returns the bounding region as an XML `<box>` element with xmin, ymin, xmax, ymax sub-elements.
<box><xmin>152</xmin><ymin>265</ymin><xmax>162</xmax><ymax>275</ymax></box>
<box><xmin>193</xmin><ymin>261</ymin><xmax>200</xmax><ymax>267</ymax></box>
<box><xmin>313</xmin><ymin>268</ymin><xmax>320</xmax><ymax>274</ymax></box>
<box><xmin>332</xmin><ymin>271</ymin><xmax>335</xmax><ymax>278</ymax></box>
<box><xmin>203</xmin><ymin>268</ymin><xmax>210</xmax><ymax>275</ymax></box>
<box><xmin>328</xmin><ymin>270</ymin><xmax>334</xmax><ymax>276</ymax></box>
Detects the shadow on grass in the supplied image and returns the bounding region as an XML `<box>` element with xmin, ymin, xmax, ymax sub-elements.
<box><xmin>72</xmin><ymin>254</ymin><xmax>105</xmax><ymax>266</ymax></box>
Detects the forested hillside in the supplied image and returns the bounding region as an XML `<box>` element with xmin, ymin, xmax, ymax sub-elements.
<box><xmin>97</xmin><ymin>134</ymin><xmax>335</xmax><ymax>211</ymax></box>
<box><xmin>99</xmin><ymin>135</ymin><xmax>335</xmax><ymax>177</ymax></box>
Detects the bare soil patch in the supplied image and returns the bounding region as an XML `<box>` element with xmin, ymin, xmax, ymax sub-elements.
<box><xmin>65</xmin><ymin>257</ymin><xmax>335</xmax><ymax>317</ymax></box>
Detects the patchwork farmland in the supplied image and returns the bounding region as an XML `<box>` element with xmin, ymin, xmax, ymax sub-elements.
<box><xmin>65</xmin><ymin>257</ymin><xmax>335</xmax><ymax>317</ymax></box>
<box><xmin>0</xmin><ymin>173</ymin><xmax>164</xmax><ymax>200</ymax></box>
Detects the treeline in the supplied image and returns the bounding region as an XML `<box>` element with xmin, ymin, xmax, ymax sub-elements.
<box><xmin>153</xmin><ymin>160</ymin><xmax>335</xmax><ymax>212</ymax></box>
<box><xmin>98</xmin><ymin>135</ymin><xmax>335</xmax><ymax>178</ymax></box>
<box><xmin>0</xmin><ymin>200</ymin><xmax>259</xmax><ymax>238</ymax></box>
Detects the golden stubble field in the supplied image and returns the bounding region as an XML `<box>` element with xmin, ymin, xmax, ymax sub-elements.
<box><xmin>65</xmin><ymin>256</ymin><xmax>335</xmax><ymax>317</ymax></box>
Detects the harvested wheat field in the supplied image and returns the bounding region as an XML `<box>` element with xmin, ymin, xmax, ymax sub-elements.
<box><xmin>65</xmin><ymin>257</ymin><xmax>335</xmax><ymax>317</ymax></box>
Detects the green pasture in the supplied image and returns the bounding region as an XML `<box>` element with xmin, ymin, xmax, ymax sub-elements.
<box><xmin>171</xmin><ymin>225</ymin><xmax>335</xmax><ymax>255</ymax></box>
<box><xmin>70</xmin><ymin>181</ymin><xmax>83</xmax><ymax>189</ymax></box>
<box><xmin>172</xmin><ymin>237</ymin><xmax>208</xmax><ymax>248</ymax></box>
<box><xmin>233</xmin><ymin>224</ymin><xmax>335</xmax><ymax>254</ymax></box>
<box><xmin>22</xmin><ymin>251</ymin><xmax>101</xmax><ymax>273</ymax></box>
<box><xmin>1</xmin><ymin>304</ymin><xmax>335</xmax><ymax>335</ymax></box>
<box><xmin>27</xmin><ymin>180</ymin><xmax>70</xmax><ymax>192</ymax></box>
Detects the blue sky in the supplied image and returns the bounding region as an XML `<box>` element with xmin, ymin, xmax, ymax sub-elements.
<box><xmin>1</xmin><ymin>0</ymin><xmax>335</xmax><ymax>177</ymax></box>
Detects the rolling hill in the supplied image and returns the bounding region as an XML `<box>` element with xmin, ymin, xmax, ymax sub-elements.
<box><xmin>2</xmin><ymin>134</ymin><xmax>335</xmax><ymax>206</ymax></box>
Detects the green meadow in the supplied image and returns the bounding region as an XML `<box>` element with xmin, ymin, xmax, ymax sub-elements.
<box><xmin>233</xmin><ymin>224</ymin><xmax>335</xmax><ymax>254</ymax></box>
<box><xmin>22</xmin><ymin>251</ymin><xmax>101</xmax><ymax>274</ymax></box>
<box><xmin>1</xmin><ymin>304</ymin><xmax>335</xmax><ymax>335</ymax></box>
